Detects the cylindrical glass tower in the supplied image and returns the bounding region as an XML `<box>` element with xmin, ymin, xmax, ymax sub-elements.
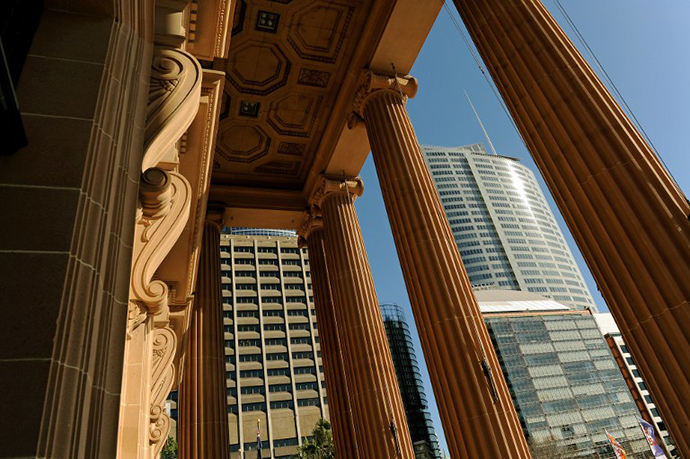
<box><xmin>422</xmin><ymin>144</ymin><xmax>597</xmax><ymax>311</ymax></box>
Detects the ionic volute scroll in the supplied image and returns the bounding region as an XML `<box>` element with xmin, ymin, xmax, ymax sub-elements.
<box><xmin>144</xmin><ymin>47</ymin><xmax>202</xmax><ymax>172</ymax></box>
<box><xmin>349</xmin><ymin>69</ymin><xmax>418</xmax><ymax>128</ymax></box>
<box><xmin>308</xmin><ymin>175</ymin><xmax>364</xmax><ymax>209</ymax></box>
<box><xmin>297</xmin><ymin>208</ymin><xmax>323</xmax><ymax>248</ymax></box>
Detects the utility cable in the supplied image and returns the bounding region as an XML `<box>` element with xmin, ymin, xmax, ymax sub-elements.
<box><xmin>552</xmin><ymin>0</ymin><xmax>681</xmax><ymax>190</ymax></box>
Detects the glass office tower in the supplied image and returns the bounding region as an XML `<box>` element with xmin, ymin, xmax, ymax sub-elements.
<box><xmin>478</xmin><ymin>290</ymin><xmax>650</xmax><ymax>458</ymax></box>
<box><xmin>421</xmin><ymin>144</ymin><xmax>596</xmax><ymax>311</ymax></box>
<box><xmin>380</xmin><ymin>304</ymin><xmax>442</xmax><ymax>459</ymax></box>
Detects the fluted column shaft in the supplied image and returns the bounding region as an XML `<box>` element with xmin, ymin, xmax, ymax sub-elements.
<box><xmin>454</xmin><ymin>1</ymin><xmax>690</xmax><ymax>453</ymax></box>
<box><xmin>359</xmin><ymin>85</ymin><xmax>530</xmax><ymax>458</ymax></box>
<box><xmin>301</xmin><ymin>227</ymin><xmax>360</xmax><ymax>458</ymax></box>
<box><xmin>179</xmin><ymin>221</ymin><xmax>230</xmax><ymax>459</ymax></box>
<box><xmin>317</xmin><ymin>182</ymin><xmax>414</xmax><ymax>459</ymax></box>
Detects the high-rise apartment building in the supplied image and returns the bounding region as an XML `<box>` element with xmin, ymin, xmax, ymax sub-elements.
<box><xmin>421</xmin><ymin>144</ymin><xmax>596</xmax><ymax>311</ymax></box>
<box><xmin>594</xmin><ymin>314</ymin><xmax>678</xmax><ymax>457</ymax></box>
<box><xmin>220</xmin><ymin>231</ymin><xmax>328</xmax><ymax>458</ymax></box>
<box><xmin>380</xmin><ymin>304</ymin><xmax>442</xmax><ymax>459</ymax></box>
<box><xmin>478</xmin><ymin>290</ymin><xmax>650</xmax><ymax>458</ymax></box>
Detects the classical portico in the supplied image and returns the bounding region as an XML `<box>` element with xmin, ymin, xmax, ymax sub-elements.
<box><xmin>2</xmin><ymin>0</ymin><xmax>689</xmax><ymax>457</ymax></box>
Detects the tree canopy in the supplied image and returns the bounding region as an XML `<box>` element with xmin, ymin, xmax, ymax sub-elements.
<box><xmin>296</xmin><ymin>418</ymin><xmax>334</xmax><ymax>459</ymax></box>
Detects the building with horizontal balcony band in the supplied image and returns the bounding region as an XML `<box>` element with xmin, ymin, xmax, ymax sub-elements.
<box><xmin>380</xmin><ymin>304</ymin><xmax>442</xmax><ymax>459</ymax></box>
<box><xmin>422</xmin><ymin>144</ymin><xmax>597</xmax><ymax>311</ymax></box>
<box><xmin>220</xmin><ymin>232</ymin><xmax>327</xmax><ymax>458</ymax></box>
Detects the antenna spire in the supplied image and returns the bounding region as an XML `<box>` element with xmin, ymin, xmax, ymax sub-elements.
<box><xmin>464</xmin><ymin>90</ymin><xmax>498</xmax><ymax>156</ymax></box>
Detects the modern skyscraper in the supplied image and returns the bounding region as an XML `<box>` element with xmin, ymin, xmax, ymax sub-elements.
<box><xmin>380</xmin><ymin>304</ymin><xmax>442</xmax><ymax>459</ymax></box>
<box><xmin>421</xmin><ymin>144</ymin><xmax>596</xmax><ymax>311</ymax></box>
<box><xmin>594</xmin><ymin>314</ymin><xmax>678</xmax><ymax>457</ymax></box>
<box><xmin>478</xmin><ymin>290</ymin><xmax>650</xmax><ymax>458</ymax></box>
<box><xmin>220</xmin><ymin>231</ymin><xmax>327</xmax><ymax>459</ymax></box>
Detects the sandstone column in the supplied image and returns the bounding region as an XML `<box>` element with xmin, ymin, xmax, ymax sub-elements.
<box><xmin>309</xmin><ymin>178</ymin><xmax>414</xmax><ymax>458</ymax></box>
<box><xmin>179</xmin><ymin>220</ymin><xmax>230</xmax><ymax>459</ymax></box>
<box><xmin>298</xmin><ymin>217</ymin><xmax>360</xmax><ymax>458</ymax></box>
<box><xmin>352</xmin><ymin>72</ymin><xmax>530</xmax><ymax>458</ymax></box>
<box><xmin>453</xmin><ymin>1</ymin><xmax>690</xmax><ymax>454</ymax></box>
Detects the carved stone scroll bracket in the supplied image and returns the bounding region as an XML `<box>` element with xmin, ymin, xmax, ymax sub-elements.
<box><xmin>149</xmin><ymin>326</ymin><xmax>177</xmax><ymax>457</ymax></box>
<box><xmin>144</xmin><ymin>47</ymin><xmax>203</xmax><ymax>171</ymax></box>
<box><xmin>131</xmin><ymin>170</ymin><xmax>192</xmax><ymax>315</ymax></box>
<box><xmin>351</xmin><ymin>69</ymin><xmax>418</xmax><ymax>122</ymax></box>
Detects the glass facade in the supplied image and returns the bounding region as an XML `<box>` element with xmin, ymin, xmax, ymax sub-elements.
<box><xmin>594</xmin><ymin>314</ymin><xmax>679</xmax><ymax>457</ymax></box>
<box><xmin>421</xmin><ymin>144</ymin><xmax>597</xmax><ymax>311</ymax></box>
<box><xmin>483</xmin><ymin>306</ymin><xmax>651</xmax><ymax>458</ymax></box>
<box><xmin>380</xmin><ymin>304</ymin><xmax>442</xmax><ymax>459</ymax></box>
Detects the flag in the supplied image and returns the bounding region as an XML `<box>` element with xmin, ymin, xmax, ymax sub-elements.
<box><xmin>605</xmin><ymin>430</ymin><xmax>628</xmax><ymax>459</ymax></box>
<box><xmin>256</xmin><ymin>419</ymin><xmax>262</xmax><ymax>459</ymax></box>
<box><xmin>638</xmin><ymin>418</ymin><xmax>668</xmax><ymax>458</ymax></box>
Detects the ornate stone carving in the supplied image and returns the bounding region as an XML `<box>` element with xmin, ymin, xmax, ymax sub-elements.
<box><xmin>254</xmin><ymin>160</ymin><xmax>301</xmax><ymax>176</ymax></box>
<box><xmin>297</xmin><ymin>68</ymin><xmax>330</xmax><ymax>88</ymax></box>
<box><xmin>309</xmin><ymin>175</ymin><xmax>364</xmax><ymax>209</ymax></box>
<box><xmin>127</xmin><ymin>301</ymin><xmax>148</xmax><ymax>337</ymax></box>
<box><xmin>277</xmin><ymin>141</ymin><xmax>306</xmax><ymax>156</ymax></box>
<box><xmin>351</xmin><ymin>70</ymin><xmax>418</xmax><ymax>120</ymax></box>
<box><xmin>131</xmin><ymin>170</ymin><xmax>192</xmax><ymax>315</ymax></box>
<box><xmin>297</xmin><ymin>209</ymin><xmax>323</xmax><ymax>246</ymax></box>
<box><xmin>144</xmin><ymin>47</ymin><xmax>203</xmax><ymax>171</ymax></box>
<box><xmin>149</xmin><ymin>327</ymin><xmax>177</xmax><ymax>457</ymax></box>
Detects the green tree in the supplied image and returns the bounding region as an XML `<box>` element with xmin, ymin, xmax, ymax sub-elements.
<box><xmin>296</xmin><ymin>418</ymin><xmax>334</xmax><ymax>459</ymax></box>
<box><xmin>161</xmin><ymin>436</ymin><xmax>178</xmax><ymax>459</ymax></box>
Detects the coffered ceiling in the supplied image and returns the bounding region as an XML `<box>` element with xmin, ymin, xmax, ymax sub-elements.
<box><xmin>211</xmin><ymin>0</ymin><xmax>371</xmax><ymax>190</ymax></box>
<box><xmin>207</xmin><ymin>0</ymin><xmax>442</xmax><ymax>228</ymax></box>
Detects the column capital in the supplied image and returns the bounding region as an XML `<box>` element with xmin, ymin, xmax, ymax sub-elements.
<box><xmin>309</xmin><ymin>175</ymin><xmax>364</xmax><ymax>209</ymax></box>
<box><xmin>350</xmin><ymin>70</ymin><xmax>418</xmax><ymax>124</ymax></box>
<box><xmin>297</xmin><ymin>210</ymin><xmax>323</xmax><ymax>247</ymax></box>
<box><xmin>205</xmin><ymin>205</ymin><xmax>224</xmax><ymax>228</ymax></box>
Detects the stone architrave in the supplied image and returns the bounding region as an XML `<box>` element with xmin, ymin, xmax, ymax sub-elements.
<box><xmin>178</xmin><ymin>220</ymin><xmax>231</xmax><ymax>459</ymax></box>
<box><xmin>297</xmin><ymin>214</ymin><xmax>360</xmax><ymax>459</ymax></box>
<box><xmin>453</xmin><ymin>1</ymin><xmax>690</xmax><ymax>454</ymax></box>
<box><xmin>352</xmin><ymin>70</ymin><xmax>530</xmax><ymax>458</ymax></box>
<box><xmin>306</xmin><ymin>176</ymin><xmax>414</xmax><ymax>459</ymax></box>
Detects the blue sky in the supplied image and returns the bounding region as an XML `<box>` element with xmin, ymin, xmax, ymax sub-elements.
<box><xmin>354</xmin><ymin>1</ymin><xmax>690</xmax><ymax>455</ymax></box>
